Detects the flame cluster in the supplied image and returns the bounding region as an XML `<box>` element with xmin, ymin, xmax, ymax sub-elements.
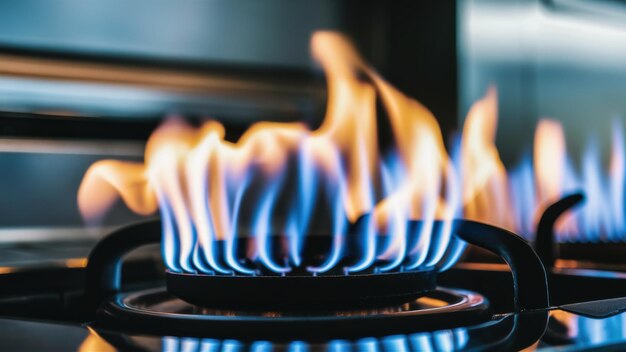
<box><xmin>458</xmin><ymin>92</ymin><xmax>625</xmax><ymax>241</ymax></box>
<box><xmin>78</xmin><ymin>31</ymin><xmax>626</xmax><ymax>276</ymax></box>
<box><xmin>79</xmin><ymin>32</ymin><xmax>467</xmax><ymax>275</ymax></box>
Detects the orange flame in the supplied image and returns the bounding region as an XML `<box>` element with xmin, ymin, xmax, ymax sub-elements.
<box><xmin>78</xmin><ymin>32</ymin><xmax>454</xmax><ymax>234</ymax></box>
<box><xmin>534</xmin><ymin>119</ymin><xmax>566</xmax><ymax>205</ymax></box>
<box><xmin>459</xmin><ymin>87</ymin><xmax>516</xmax><ymax>230</ymax></box>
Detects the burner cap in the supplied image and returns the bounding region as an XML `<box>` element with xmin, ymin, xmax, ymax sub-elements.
<box><xmin>166</xmin><ymin>268</ymin><xmax>437</xmax><ymax>310</ymax></box>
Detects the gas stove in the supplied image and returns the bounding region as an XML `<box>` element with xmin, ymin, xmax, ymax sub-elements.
<box><xmin>4</xmin><ymin>208</ymin><xmax>626</xmax><ymax>351</ymax></box>
<box><xmin>1</xmin><ymin>2</ymin><xmax>626</xmax><ymax>349</ymax></box>
<box><xmin>0</xmin><ymin>199</ymin><xmax>612</xmax><ymax>351</ymax></box>
<box><xmin>83</xmin><ymin>218</ymin><xmax>544</xmax><ymax>340</ymax></box>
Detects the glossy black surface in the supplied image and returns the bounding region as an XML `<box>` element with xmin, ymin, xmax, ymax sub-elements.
<box><xmin>4</xmin><ymin>305</ymin><xmax>626</xmax><ymax>351</ymax></box>
<box><xmin>2</xmin><ymin>250</ymin><xmax>626</xmax><ymax>350</ymax></box>
<box><xmin>1</xmin><ymin>214</ymin><xmax>623</xmax><ymax>350</ymax></box>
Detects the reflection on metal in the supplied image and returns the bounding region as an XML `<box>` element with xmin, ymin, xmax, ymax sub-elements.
<box><xmin>0</xmin><ymin>65</ymin><xmax>323</xmax><ymax>120</ymax></box>
<box><xmin>159</xmin><ymin>329</ymin><xmax>470</xmax><ymax>352</ymax></box>
<box><xmin>0</xmin><ymin>54</ymin><xmax>318</xmax><ymax>95</ymax></box>
<box><xmin>551</xmin><ymin>309</ymin><xmax>626</xmax><ymax>347</ymax></box>
<box><xmin>0</xmin><ymin>267</ymin><xmax>13</xmax><ymax>274</ymax></box>
<box><xmin>65</xmin><ymin>258</ymin><xmax>88</xmax><ymax>268</ymax></box>
<box><xmin>459</xmin><ymin>0</ymin><xmax>626</xmax><ymax>185</ymax></box>
<box><xmin>547</xmin><ymin>0</ymin><xmax>626</xmax><ymax>24</ymax></box>
<box><xmin>79</xmin><ymin>327</ymin><xmax>116</xmax><ymax>352</ymax></box>
<box><xmin>0</xmin><ymin>226</ymin><xmax>114</xmax><ymax>244</ymax></box>
<box><xmin>417</xmin><ymin>296</ymin><xmax>451</xmax><ymax>308</ymax></box>
<box><xmin>0</xmin><ymin>138</ymin><xmax>143</xmax><ymax>156</ymax></box>
<box><xmin>454</xmin><ymin>262</ymin><xmax>510</xmax><ymax>272</ymax></box>
<box><xmin>89</xmin><ymin>310</ymin><xmax>550</xmax><ymax>351</ymax></box>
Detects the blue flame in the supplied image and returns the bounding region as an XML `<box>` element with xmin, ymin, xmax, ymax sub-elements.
<box><xmin>162</xmin><ymin>336</ymin><xmax>220</xmax><ymax>352</ymax></box>
<box><xmin>610</xmin><ymin>120</ymin><xmax>625</xmax><ymax>241</ymax></box>
<box><xmin>425</xmin><ymin>164</ymin><xmax>459</xmax><ymax>268</ymax></box>
<box><xmin>508</xmin><ymin>154</ymin><xmax>536</xmax><ymax>236</ymax></box>
<box><xmin>191</xmin><ymin>244</ymin><xmax>215</xmax><ymax>275</ymax></box>
<box><xmin>379</xmin><ymin>154</ymin><xmax>408</xmax><ymax>272</ymax></box>
<box><xmin>382</xmin><ymin>335</ymin><xmax>410</xmax><ymax>352</ymax></box>
<box><xmin>405</xmin><ymin>190</ymin><xmax>435</xmax><ymax>270</ymax></box>
<box><xmin>253</xmin><ymin>171</ymin><xmax>291</xmax><ymax>274</ymax></box>
<box><xmin>437</xmin><ymin>237</ymin><xmax>467</xmax><ymax>272</ymax></box>
<box><xmin>344</xmin><ymin>161</ymin><xmax>378</xmax><ymax>273</ymax></box>
<box><xmin>159</xmin><ymin>135</ymin><xmax>468</xmax><ymax>276</ymax></box>
<box><xmin>162</xmin><ymin>183</ymin><xmax>197</xmax><ymax>274</ymax></box>
<box><xmin>224</xmin><ymin>175</ymin><xmax>255</xmax><ymax>275</ymax></box>
<box><xmin>306</xmin><ymin>147</ymin><xmax>350</xmax><ymax>274</ymax></box>
<box><xmin>327</xmin><ymin>340</ymin><xmax>350</xmax><ymax>352</ymax></box>
<box><xmin>433</xmin><ymin>331</ymin><xmax>455</xmax><ymax>352</ymax></box>
<box><xmin>189</xmin><ymin>157</ymin><xmax>231</xmax><ymax>275</ymax></box>
<box><xmin>357</xmin><ymin>337</ymin><xmax>379</xmax><ymax>352</ymax></box>
<box><xmin>580</xmin><ymin>140</ymin><xmax>613</xmax><ymax>241</ymax></box>
<box><xmin>307</xmin><ymin>175</ymin><xmax>347</xmax><ymax>274</ymax></box>
<box><xmin>345</xmin><ymin>215</ymin><xmax>376</xmax><ymax>273</ymax></box>
<box><xmin>408</xmin><ymin>333</ymin><xmax>434</xmax><ymax>352</ymax></box>
<box><xmin>180</xmin><ymin>338</ymin><xmax>199</xmax><ymax>352</ymax></box>
<box><xmin>554</xmin><ymin>310</ymin><xmax>626</xmax><ymax>348</ymax></box>
<box><xmin>159</xmin><ymin>197</ymin><xmax>181</xmax><ymax>273</ymax></box>
<box><xmin>285</xmin><ymin>142</ymin><xmax>318</xmax><ymax>267</ymax></box>
<box><xmin>379</xmin><ymin>209</ymin><xmax>408</xmax><ymax>272</ymax></box>
<box><xmin>434</xmin><ymin>140</ymin><xmax>465</xmax><ymax>272</ymax></box>
<box><xmin>222</xmin><ymin>339</ymin><xmax>243</xmax><ymax>352</ymax></box>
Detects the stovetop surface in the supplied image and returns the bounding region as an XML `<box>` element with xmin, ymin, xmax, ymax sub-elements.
<box><xmin>4</xmin><ymin>262</ymin><xmax>626</xmax><ymax>351</ymax></box>
<box><xmin>2</xmin><ymin>304</ymin><xmax>626</xmax><ymax>352</ymax></box>
<box><xmin>1</xmin><ymin>226</ymin><xmax>625</xmax><ymax>351</ymax></box>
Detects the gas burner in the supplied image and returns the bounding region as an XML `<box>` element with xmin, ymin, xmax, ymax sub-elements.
<box><xmin>165</xmin><ymin>230</ymin><xmax>440</xmax><ymax>310</ymax></box>
<box><xmin>167</xmin><ymin>268</ymin><xmax>436</xmax><ymax>310</ymax></box>
<box><xmin>83</xmin><ymin>218</ymin><xmax>548</xmax><ymax>339</ymax></box>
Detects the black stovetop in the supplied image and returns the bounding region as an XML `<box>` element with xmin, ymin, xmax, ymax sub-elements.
<box><xmin>3</xmin><ymin>302</ymin><xmax>626</xmax><ymax>352</ymax></box>
<box><xmin>2</xmin><ymin>219</ymin><xmax>626</xmax><ymax>351</ymax></box>
<box><xmin>2</xmin><ymin>260</ymin><xmax>626</xmax><ymax>351</ymax></box>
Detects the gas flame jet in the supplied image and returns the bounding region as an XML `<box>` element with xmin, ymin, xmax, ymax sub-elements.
<box><xmin>78</xmin><ymin>31</ymin><xmax>468</xmax><ymax>275</ymax></box>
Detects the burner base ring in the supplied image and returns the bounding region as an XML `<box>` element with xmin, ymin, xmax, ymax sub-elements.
<box><xmin>96</xmin><ymin>287</ymin><xmax>491</xmax><ymax>339</ymax></box>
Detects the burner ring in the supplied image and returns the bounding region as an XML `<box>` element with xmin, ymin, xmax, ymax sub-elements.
<box><xmin>96</xmin><ymin>287</ymin><xmax>490</xmax><ymax>339</ymax></box>
<box><xmin>166</xmin><ymin>268</ymin><xmax>437</xmax><ymax>310</ymax></box>
<box><xmin>85</xmin><ymin>218</ymin><xmax>549</xmax><ymax>316</ymax></box>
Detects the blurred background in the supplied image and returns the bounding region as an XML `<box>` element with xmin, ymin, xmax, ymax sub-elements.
<box><xmin>460</xmin><ymin>0</ymin><xmax>626</xmax><ymax>165</ymax></box>
<box><xmin>0</xmin><ymin>0</ymin><xmax>457</xmax><ymax>242</ymax></box>
<box><xmin>0</xmin><ymin>0</ymin><xmax>624</xmax><ymax>260</ymax></box>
